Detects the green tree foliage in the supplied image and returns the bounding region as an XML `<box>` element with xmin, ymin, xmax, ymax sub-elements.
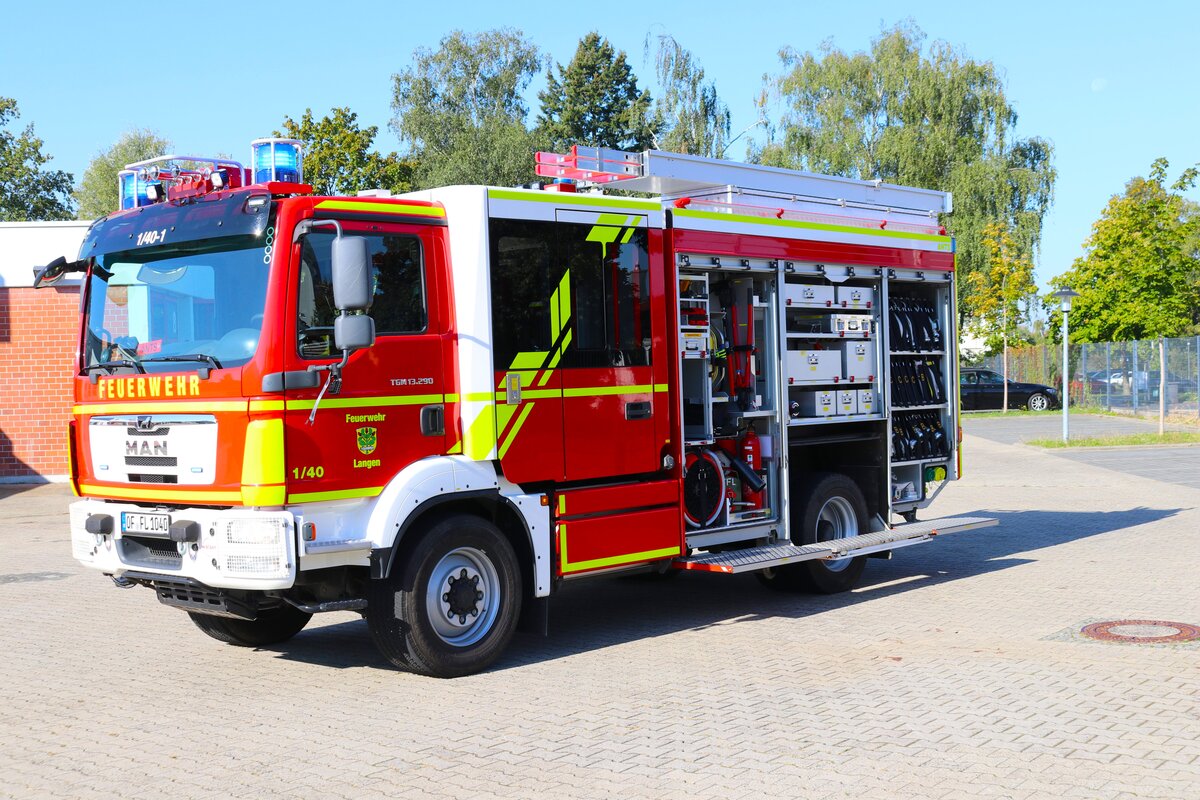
<box><xmin>537</xmin><ymin>32</ymin><xmax>655</xmax><ymax>152</ymax></box>
<box><xmin>1049</xmin><ymin>158</ymin><xmax>1200</xmax><ymax>341</ymax></box>
<box><xmin>277</xmin><ymin>107</ymin><xmax>412</xmax><ymax>196</ymax></box>
<box><xmin>73</xmin><ymin>129</ymin><xmax>171</xmax><ymax>220</ymax></box>
<box><xmin>0</xmin><ymin>97</ymin><xmax>74</xmax><ymax>221</ymax></box>
<box><xmin>753</xmin><ymin>22</ymin><xmax>1055</xmax><ymax>308</ymax></box>
<box><xmin>646</xmin><ymin>35</ymin><xmax>730</xmax><ymax>157</ymax></box>
<box><xmin>964</xmin><ymin>222</ymin><xmax>1037</xmax><ymax>408</ymax></box>
<box><xmin>391</xmin><ymin>29</ymin><xmax>545</xmax><ymax>188</ymax></box>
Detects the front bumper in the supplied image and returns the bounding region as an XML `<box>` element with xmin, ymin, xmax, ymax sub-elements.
<box><xmin>70</xmin><ymin>499</ymin><xmax>297</xmax><ymax>590</ymax></box>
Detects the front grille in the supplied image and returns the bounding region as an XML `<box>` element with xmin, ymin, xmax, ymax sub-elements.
<box><xmin>126</xmin><ymin>427</ymin><xmax>169</xmax><ymax>436</ymax></box>
<box><xmin>125</xmin><ymin>456</ymin><xmax>178</xmax><ymax>468</ymax></box>
<box><xmin>119</xmin><ymin>535</ymin><xmax>182</xmax><ymax>568</ymax></box>
<box><xmin>128</xmin><ymin>473</ymin><xmax>178</xmax><ymax>484</ymax></box>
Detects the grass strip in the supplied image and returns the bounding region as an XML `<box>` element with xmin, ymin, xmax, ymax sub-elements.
<box><xmin>1026</xmin><ymin>432</ymin><xmax>1200</xmax><ymax>448</ymax></box>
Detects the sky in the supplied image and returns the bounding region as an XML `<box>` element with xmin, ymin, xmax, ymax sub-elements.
<box><xmin>4</xmin><ymin>0</ymin><xmax>1199</xmax><ymax>291</ymax></box>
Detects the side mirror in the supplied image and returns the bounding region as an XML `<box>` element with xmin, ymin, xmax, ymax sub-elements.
<box><xmin>33</xmin><ymin>256</ymin><xmax>90</xmax><ymax>288</ymax></box>
<box><xmin>332</xmin><ymin>236</ymin><xmax>371</xmax><ymax>311</ymax></box>
<box><xmin>334</xmin><ymin>313</ymin><xmax>375</xmax><ymax>352</ymax></box>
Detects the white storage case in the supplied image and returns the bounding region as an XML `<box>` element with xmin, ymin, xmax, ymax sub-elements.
<box><xmin>784</xmin><ymin>283</ymin><xmax>835</xmax><ymax>309</ymax></box>
<box><xmin>836</xmin><ymin>390</ymin><xmax>857</xmax><ymax>415</ymax></box>
<box><xmin>857</xmin><ymin>389</ymin><xmax>876</xmax><ymax>415</ymax></box>
<box><xmin>836</xmin><ymin>285</ymin><xmax>874</xmax><ymax>310</ymax></box>
<box><xmin>836</xmin><ymin>340</ymin><xmax>876</xmax><ymax>382</ymax></box>
<box><xmin>791</xmin><ymin>390</ymin><xmax>835</xmax><ymax>417</ymax></box>
<box><xmin>786</xmin><ymin>350</ymin><xmax>841</xmax><ymax>384</ymax></box>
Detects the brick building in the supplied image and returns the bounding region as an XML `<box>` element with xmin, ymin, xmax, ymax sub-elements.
<box><xmin>0</xmin><ymin>221</ymin><xmax>90</xmax><ymax>481</ymax></box>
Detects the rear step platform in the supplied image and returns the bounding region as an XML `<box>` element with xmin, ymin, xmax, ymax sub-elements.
<box><xmin>673</xmin><ymin>515</ymin><xmax>997</xmax><ymax>574</ymax></box>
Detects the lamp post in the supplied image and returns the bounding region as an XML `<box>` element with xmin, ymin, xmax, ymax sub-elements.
<box><xmin>1052</xmin><ymin>288</ymin><xmax>1081</xmax><ymax>443</ymax></box>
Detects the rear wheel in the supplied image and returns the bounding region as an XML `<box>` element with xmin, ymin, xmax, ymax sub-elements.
<box><xmin>367</xmin><ymin>514</ymin><xmax>521</xmax><ymax>678</ymax></box>
<box><xmin>189</xmin><ymin>604</ymin><xmax>312</xmax><ymax>647</ymax></box>
<box><xmin>756</xmin><ymin>472</ymin><xmax>869</xmax><ymax>594</ymax></box>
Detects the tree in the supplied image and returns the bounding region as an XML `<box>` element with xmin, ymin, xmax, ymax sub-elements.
<box><xmin>277</xmin><ymin>107</ymin><xmax>412</xmax><ymax>196</ymax></box>
<box><xmin>752</xmin><ymin>22</ymin><xmax>1055</xmax><ymax>312</ymax></box>
<box><xmin>0</xmin><ymin>97</ymin><xmax>74</xmax><ymax>221</ymax></box>
<box><xmin>537</xmin><ymin>32</ymin><xmax>655</xmax><ymax>152</ymax></box>
<box><xmin>1048</xmin><ymin>158</ymin><xmax>1200</xmax><ymax>343</ymax></box>
<box><xmin>391</xmin><ymin>29</ymin><xmax>545</xmax><ymax>188</ymax></box>
<box><xmin>1049</xmin><ymin>159</ymin><xmax>1199</xmax><ymax>435</ymax></box>
<box><xmin>964</xmin><ymin>222</ymin><xmax>1037</xmax><ymax>411</ymax></box>
<box><xmin>74</xmin><ymin>129</ymin><xmax>171</xmax><ymax>219</ymax></box>
<box><xmin>646</xmin><ymin>34</ymin><xmax>730</xmax><ymax>157</ymax></box>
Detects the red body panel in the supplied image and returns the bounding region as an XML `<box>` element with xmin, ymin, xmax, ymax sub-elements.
<box><xmin>557</xmin><ymin>506</ymin><xmax>682</xmax><ymax>576</ymax></box>
<box><xmin>670</xmin><ymin>229</ymin><xmax>955</xmax><ymax>272</ymax></box>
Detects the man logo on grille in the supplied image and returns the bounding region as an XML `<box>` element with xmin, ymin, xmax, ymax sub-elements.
<box><xmin>356</xmin><ymin>427</ymin><xmax>377</xmax><ymax>455</ymax></box>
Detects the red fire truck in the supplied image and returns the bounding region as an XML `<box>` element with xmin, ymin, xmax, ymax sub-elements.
<box><xmin>41</xmin><ymin>140</ymin><xmax>994</xmax><ymax>677</ymax></box>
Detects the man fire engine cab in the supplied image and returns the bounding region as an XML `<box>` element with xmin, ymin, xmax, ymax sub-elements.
<box><xmin>41</xmin><ymin>139</ymin><xmax>994</xmax><ymax>678</ymax></box>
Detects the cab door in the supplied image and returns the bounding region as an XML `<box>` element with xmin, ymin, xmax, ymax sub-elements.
<box><xmin>282</xmin><ymin>220</ymin><xmax>447</xmax><ymax>503</ymax></box>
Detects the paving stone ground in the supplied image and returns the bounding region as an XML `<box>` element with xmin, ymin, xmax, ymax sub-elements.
<box><xmin>1</xmin><ymin>431</ymin><xmax>1198</xmax><ymax>799</ymax></box>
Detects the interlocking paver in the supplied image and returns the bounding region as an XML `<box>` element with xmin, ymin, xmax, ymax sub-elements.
<box><xmin>1</xmin><ymin>429</ymin><xmax>1199</xmax><ymax>799</ymax></box>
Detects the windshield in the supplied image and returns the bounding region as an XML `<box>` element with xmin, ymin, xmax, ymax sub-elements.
<box><xmin>83</xmin><ymin>233</ymin><xmax>271</xmax><ymax>373</ymax></box>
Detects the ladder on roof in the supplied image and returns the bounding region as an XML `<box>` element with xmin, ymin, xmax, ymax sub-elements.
<box><xmin>535</xmin><ymin>146</ymin><xmax>952</xmax><ymax>219</ymax></box>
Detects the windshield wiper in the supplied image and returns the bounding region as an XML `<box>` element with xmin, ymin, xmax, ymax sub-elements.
<box><xmin>83</xmin><ymin>359</ymin><xmax>146</xmax><ymax>379</ymax></box>
<box><xmin>140</xmin><ymin>354</ymin><xmax>223</xmax><ymax>379</ymax></box>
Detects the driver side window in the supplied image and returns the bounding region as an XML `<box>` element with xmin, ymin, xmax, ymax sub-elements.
<box><xmin>297</xmin><ymin>231</ymin><xmax>426</xmax><ymax>358</ymax></box>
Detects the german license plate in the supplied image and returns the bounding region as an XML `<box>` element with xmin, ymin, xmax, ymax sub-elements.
<box><xmin>122</xmin><ymin>512</ymin><xmax>170</xmax><ymax>536</ymax></box>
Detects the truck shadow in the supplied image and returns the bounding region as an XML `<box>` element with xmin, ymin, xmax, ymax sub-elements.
<box><xmin>263</xmin><ymin>505</ymin><xmax>1183</xmax><ymax>673</ymax></box>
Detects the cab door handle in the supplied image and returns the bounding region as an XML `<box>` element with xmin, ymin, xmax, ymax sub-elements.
<box><xmin>625</xmin><ymin>401</ymin><xmax>652</xmax><ymax>420</ymax></box>
<box><xmin>420</xmin><ymin>404</ymin><xmax>444</xmax><ymax>437</ymax></box>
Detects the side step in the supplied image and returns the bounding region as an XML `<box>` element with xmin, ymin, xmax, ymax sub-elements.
<box><xmin>673</xmin><ymin>515</ymin><xmax>997</xmax><ymax>574</ymax></box>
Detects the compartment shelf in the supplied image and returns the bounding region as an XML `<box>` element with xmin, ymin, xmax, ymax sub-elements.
<box><xmin>788</xmin><ymin>381</ymin><xmax>873</xmax><ymax>388</ymax></box>
<box><xmin>787</xmin><ymin>332</ymin><xmax>873</xmax><ymax>339</ymax></box>
<box><xmin>891</xmin><ymin>457</ymin><xmax>950</xmax><ymax>467</ymax></box>
<box><xmin>788</xmin><ymin>414</ymin><xmax>885</xmax><ymax>427</ymax></box>
<box><xmin>891</xmin><ymin>403</ymin><xmax>948</xmax><ymax>411</ymax></box>
<box><xmin>890</xmin><ymin>350</ymin><xmax>945</xmax><ymax>356</ymax></box>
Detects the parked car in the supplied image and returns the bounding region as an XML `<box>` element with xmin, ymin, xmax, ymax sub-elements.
<box><xmin>960</xmin><ymin>368</ymin><xmax>1060</xmax><ymax>411</ymax></box>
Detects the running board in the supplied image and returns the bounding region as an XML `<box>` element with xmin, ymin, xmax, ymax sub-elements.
<box><xmin>673</xmin><ymin>515</ymin><xmax>998</xmax><ymax>574</ymax></box>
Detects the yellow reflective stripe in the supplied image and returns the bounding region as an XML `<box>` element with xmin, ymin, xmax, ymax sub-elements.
<box><xmin>563</xmin><ymin>384</ymin><xmax>653</xmax><ymax>398</ymax></box>
<box><xmin>446</xmin><ymin>439</ymin><xmax>463</xmax><ymax>455</ymax></box>
<box><xmin>249</xmin><ymin>399</ymin><xmax>286</xmax><ymax>412</ymax></box>
<box><xmin>241</xmin><ymin>419</ymin><xmax>285</xmax><ymax>506</ymax></box>
<box><xmin>465</xmin><ymin>391</ymin><xmax>497</xmax><ymax>402</ymax></box>
<box><xmin>673</xmin><ymin>208</ymin><xmax>951</xmax><ymax>243</ymax></box>
<box><xmin>79</xmin><ymin>484</ymin><xmax>242</xmax><ymax>503</ymax></box>
<box><xmin>444</xmin><ymin>393</ymin><xmax>459</xmax><ymax>403</ymax></box>
<box><xmin>654</xmin><ymin>383</ymin><xmax>669</xmax><ymax>392</ymax></box>
<box><xmin>497</xmin><ymin>402</ymin><xmax>535</xmax><ymax>459</ymax></box>
<box><xmin>558</xmin><ymin>522</ymin><xmax>678</xmax><ymax>573</ymax></box>
<box><xmin>285</xmin><ymin>393</ymin><xmax>443</xmax><ymax>411</ymax></box>
<box><xmin>509</xmin><ymin>352</ymin><xmax>547</xmax><ymax>370</ymax></box>
<box><xmin>314</xmin><ymin>200</ymin><xmax>446</xmax><ymax>218</ymax></box>
<box><xmin>487</xmin><ymin>188</ymin><xmax>659</xmax><ymax>210</ymax></box>
<box><xmin>73</xmin><ymin>401</ymin><xmax>247</xmax><ymax>415</ymax></box>
<box><xmin>520</xmin><ymin>389</ymin><xmax>559</xmax><ymax>400</ymax></box>
<box><xmin>463</xmin><ymin>405</ymin><xmax>497</xmax><ymax>460</ymax></box>
<box><xmin>620</xmin><ymin>227</ymin><xmax>635</xmax><ymax>244</ymax></box>
<box><xmin>557</xmin><ymin>495</ymin><xmax>566</xmax><ymax>514</ymax></box>
<box><xmin>536</xmin><ymin>367</ymin><xmax>554</xmax><ymax>387</ymax></box>
<box><xmin>241</xmin><ymin>485</ymin><xmax>287</xmax><ymax>506</ymax></box>
<box><xmin>288</xmin><ymin>486</ymin><xmax>384</xmax><ymax>504</ymax></box>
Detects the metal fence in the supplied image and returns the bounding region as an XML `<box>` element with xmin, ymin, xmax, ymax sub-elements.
<box><xmin>978</xmin><ymin>336</ymin><xmax>1200</xmax><ymax>419</ymax></box>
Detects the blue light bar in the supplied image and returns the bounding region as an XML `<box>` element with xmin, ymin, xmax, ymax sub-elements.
<box><xmin>118</xmin><ymin>170</ymin><xmax>152</xmax><ymax>210</ymax></box>
<box><xmin>250</xmin><ymin>138</ymin><xmax>303</xmax><ymax>184</ymax></box>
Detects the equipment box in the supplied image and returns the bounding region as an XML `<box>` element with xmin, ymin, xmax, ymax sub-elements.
<box><xmin>832</xmin><ymin>314</ymin><xmax>872</xmax><ymax>336</ymax></box>
<box><xmin>835</xmin><ymin>340</ymin><xmax>876</xmax><ymax>382</ymax></box>
<box><xmin>784</xmin><ymin>283</ymin><xmax>835</xmax><ymax>309</ymax></box>
<box><xmin>857</xmin><ymin>389</ymin><xmax>876</xmax><ymax>415</ymax></box>
<box><xmin>837</xmin><ymin>285</ymin><xmax>874</xmax><ymax>310</ymax></box>
<box><xmin>786</xmin><ymin>350</ymin><xmax>841</xmax><ymax>384</ymax></box>
<box><xmin>836</xmin><ymin>390</ymin><xmax>857</xmax><ymax>415</ymax></box>
<box><xmin>791</xmin><ymin>390</ymin><xmax>835</xmax><ymax>417</ymax></box>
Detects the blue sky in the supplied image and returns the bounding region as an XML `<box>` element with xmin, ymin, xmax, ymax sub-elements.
<box><xmin>5</xmin><ymin>1</ymin><xmax>1198</xmax><ymax>290</ymax></box>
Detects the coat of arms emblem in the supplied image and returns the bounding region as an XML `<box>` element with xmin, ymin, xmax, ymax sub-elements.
<box><xmin>356</xmin><ymin>426</ymin><xmax>377</xmax><ymax>455</ymax></box>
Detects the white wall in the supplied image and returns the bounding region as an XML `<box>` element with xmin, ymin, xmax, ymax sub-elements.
<box><xmin>0</xmin><ymin>221</ymin><xmax>91</xmax><ymax>288</ymax></box>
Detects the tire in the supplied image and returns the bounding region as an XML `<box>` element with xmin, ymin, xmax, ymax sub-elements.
<box><xmin>757</xmin><ymin>472</ymin><xmax>869</xmax><ymax>594</ymax></box>
<box><xmin>189</xmin><ymin>604</ymin><xmax>312</xmax><ymax>647</ymax></box>
<box><xmin>1026</xmin><ymin>393</ymin><xmax>1050</xmax><ymax>412</ymax></box>
<box><xmin>367</xmin><ymin>514</ymin><xmax>521</xmax><ymax>678</ymax></box>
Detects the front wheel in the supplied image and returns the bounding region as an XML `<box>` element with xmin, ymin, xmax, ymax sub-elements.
<box><xmin>189</xmin><ymin>604</ymin><xmax>312</xmax><ymax>647</ymax></box>
<box><xmin>367</xmin><ymin>514</ymin><xmax>521</xmax><ymax>678</ymax></box>
<box><xmin>1026</xmin><ymin>393</ymin><xmax>1050</xmax><ymax>411</ymax></box>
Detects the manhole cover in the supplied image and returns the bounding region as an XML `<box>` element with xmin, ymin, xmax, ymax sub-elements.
<box><xmin>1080</xmin><ymin>619</ymin><xmax>1200</xmax><ymax>644</ymax></box>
